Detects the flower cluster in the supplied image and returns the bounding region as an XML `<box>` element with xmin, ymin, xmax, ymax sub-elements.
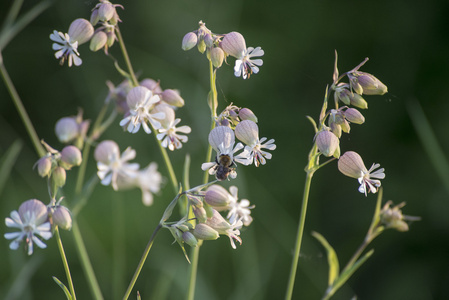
<box><xmin>201</xmin><ymin>105</ymin><xmax>276</xmax><ymax>180</ymax></box>
<box><xmin>182</xmin><ymin>21</ymin><xmax>264</xmax><ymax>79</ymax></box>
<box><xmin>50</xmin><ymin>1</ymin><xmax>123</xmax><ymax>66</ymax></box>
<box><xmin>94</xmin><ymin>140</ymin><xmax>163</xmax><ymax>205</ymax></box>
<box><xmin>111</xmin><ymin>78</ymin><xmax>191</xmax><ymax>151</ymax></box>
<box><xmin>167</xmin><ymin>185</ymin><xmax>254</xmax><ymax>250</ymax></box>
<box><xmin>314</xmin><ymin>53</ymin><xmax>388</xmax><ymax>196</ymax></box>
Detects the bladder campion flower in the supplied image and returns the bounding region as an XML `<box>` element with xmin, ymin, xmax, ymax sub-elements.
<box><xmin>338</xmin><ymin>151</ymin><xmax>385</xmax><ymax>196</ymax></box>
<box><xmin>50</xmin><ymin>19</ymin><xmax>94</xmax><ymax>67</ymax></box>
<box><xmin>234</xmin><ymin>120</ymin><xmax>276</xmax><ymax>166</ymax></box>
<box><xmin>4</xmin><ymin>199</ymin><xmax>52</xmax><ymax>255</ymax></box>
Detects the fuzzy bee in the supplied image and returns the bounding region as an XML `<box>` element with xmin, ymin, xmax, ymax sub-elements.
<box><xmin>214</xmin><ymin>154</ymin><xmax>236</xmax><ymax>181</ymax></box>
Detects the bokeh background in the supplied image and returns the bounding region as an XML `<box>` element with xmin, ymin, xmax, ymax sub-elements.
<box><xmin>1</xmin><ymin>0</ymin><xmax>449</xmax><ymax>299</ymax></box>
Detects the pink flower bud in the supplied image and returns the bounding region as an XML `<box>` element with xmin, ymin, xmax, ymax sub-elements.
<box><xmin>37</xmin><ymin>156</ymin><xmax>52</xmax><ymax>177</ymax></box>
<box><xmin>348</xmin><ymin>72</ymin><xmax>388</xmax><ymax>95</ymax></box>
<box><xmin>238</xmin><ymin>108</ymin><xmax>258</xmax><ymax>123</ymax></box>
<box><xmin>60</xmin><ymin>145</ymin><xmax>82</xmax><ymax>168</ymax></box>
<box><xmin>160</xmin><ymin>89</ymin><xmax>185</xmax><ymax>107</ymax></box>
<box><xmin>55</xmin><ymin>117</ymin><xmax>78</xmax><ymax>143</ymax></box>
<box><xmin>52</xmin><ymin>206</ymin><xmax>72</xmax><ymax>230</ymax></box>
<box><xmin>205</xmin><ymin>185</ymin><xmax>231</xmax><ymax>208</ymax></box>
<box><xmin>68</xmin><ymin>19</ymin><xmax>94</xmax><ymax>45</ymax></box>
<box><xmin>316</xmin><ymin>131</ymin><xmax>339</xmax><ymax>157</ymax></box>
<box><xmin>140</xmin><ymin>78</ymin><xmax>163</xmax><ymax>93</ymax></box>
<box><xmin>90</xmin><ymin>31</ymin><xmax>107</xmax><ymax>52</ymax></box>
<box><xmin>193</xmin><ymin>223</ymin><xmax>219</xmax><ymax>240</ymax></box>
<box><xmin>182</xmin><ymin>32</ymin><xmax>198</xmax><ymax>51</ymax></box>
<box><xmin>344</xmin><ymin>108</ymin><xmax>365</xmax><ymax>124</ymax></box>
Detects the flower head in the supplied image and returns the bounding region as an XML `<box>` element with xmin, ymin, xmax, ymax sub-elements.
<box><xmin>135</xmin><ymin>163</ymin><xmax>163</xmax><ymax>206</ymax></box>
<box><xmin>380</xmin><ymin>201</ymin><xmax>420</xmax><ymax>232</ymax></box>
<box><xmin>234</xmin><ymin>47</ymin><xmax>264</xmax><ymax>79</ymax></box>
<box><xmin>119</xmin><ymin>86</ymin><xmax>165</xmax><ymax>134</ymax></box>
<box><xmin>338</xmin><ymin>151</ymin><xmax>385</xmax><ymax>196</ymax></box>
<box><xmin>94</xmin><ymin>140</ymin><xmax>140</xmax><ymax>190</ymax></box>
<box><xmin>234</xmin><ymin>120</ymin><xmax>276</xmax><ymax>167</ymax></box>
<box><xmin>50</xmin><ymin>19</ymin><xmax>94</xmax><ymax>67</ymax></box>
<box><xmin>201</xmin><ymin>126</ymin><xmax>248</xmax><ymax>180</ymax></box>
<box><xmin>155</xmin><ymin>104</ymin><xmax>191</xmax><ymax>151</ymax></box>
<box><xmin>4</xmin><ymin>199</ymin><xmax>52</xmax><ymax>255</ymax></box>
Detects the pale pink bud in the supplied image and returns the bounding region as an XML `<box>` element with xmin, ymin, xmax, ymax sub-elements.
<box><xmin>221</xmin><ymin>32</ymin><xmax>246</xmax><ymax>58</ymax></box>
<box><xmin>349</xmin><ymin>93</ymin><xmax>368</xmax><ymax>109</ymax></box>
<box><xmin>193</xmin><ymin>223</ymin><xmax>219</xmax><ymax>240</ymax></box>
<box><xmin>90</xmin><ymin>31</ymin><xmax>107</xmax><ymax>51</ymax></box>
<box><xmin>52</xmin><ymin>166</ymin><xmax>66</xmax><ymax>188</ymax></box>
<box><xmin>182</xmin><ymin>32</ymin><xmax>198</xmax><ymax>51</ymax></box>
<box><xmin>204</xmin><ymin>33</ymin><xmax>214</xmax><ymax>48</ymax></box>
<box><xmin>52</xmin><ymin>206</ymin><xmax>72</xmax><ymax>230</ymax></box>
<box><xmin>140</xmin><ymin>78</ymin><xmax>163</xmax><ymax>93</ymax></box>
<box><xmin>344</xmin><ymin>108</ymin><xmax>365</xmax><ymax>124</ymax></box>
<box><xmin>37</xmin><ymin>157</ymin><xmax>52</xmax><ymax>177</ymax></box>
<box><xmin>60</xmin><ymin>145</ymin><xmax>82</xmax><ymax>169</ymax></box>
<box><xmin>337</xmin><ymin>151</ymin><xmax>366</xmax><ymax>179</ymax></box>
<box><xmin>238</xmin><ymin>108</ymin><xmax>258</xmax><ymax>123</ymax></box>
<box><xmin>160</xmin><ymin>89</ymin><xmax>185</xmax><ymax>107</ymax></box>
<box><xmin>205</xmin><ymin>185</ymin><xmax>231</xmax><ymax>209</ymax></box>
<box><xmin>348</xmin><ymin>72</ymin><xmax>388</xmax><ymax>95</ymax></box>
<box><xmin>210</xmin><ymin>47</ymin><xmax>224</xmax><ymax>68</ymax></box>
<box><xmin>55</xmin><ymin>117</ymin><xmax>78</xmax><ymax>143</ymax></box>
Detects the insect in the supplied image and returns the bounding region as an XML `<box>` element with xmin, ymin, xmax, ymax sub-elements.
<box><xmin>214</xmin><ymin>154</ymin><xmax>236</xmax><ymax>181</ymax></box>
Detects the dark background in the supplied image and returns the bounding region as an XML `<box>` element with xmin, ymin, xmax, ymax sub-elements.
<box><xmin>1</xmin><ymin>0</ymin><xmax>449</xmax><ymax>299</ymax></box>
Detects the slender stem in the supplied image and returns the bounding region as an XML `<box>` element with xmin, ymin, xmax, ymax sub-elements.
<box><xmin>72</xmin><ymin>220</ymin><xmax>104</xmax><ymax>300</ymax></box>
<box><xmin>122</xmin><ymin>224</ymin><xmax>162</xmax><ymax>300</ymax></box>
<box><xmin>55</xmin><ymin>227</ymin><xmax>77</xmax><ymax>300</ymax></box>
<box><xmin>188</xmin><ymin>59</ymin><xmax>217</xmax><ymax>300</ymax></box>
<box><xmin>1</xmin><ymin>0</ymin><xmax>24</xmax><ymax>30</ymax></box>
<box><xmin>0</xmin><ymin>57</ymin><xmax>45</xmax><ymax>157</ymax></box>
<box><xmin>285</xmin><ymin>170</ymin><xmax>315</xmax><ymax>300</ymax></box>
<box><xmin>115</xmin><ymin>26</ymin><xmax>138</xmax><ymax>87</ymax></box>
<box><xmin>151</xmin><ymin>129</ymin><xmax>178</xmax><ymax>194</ymax></box>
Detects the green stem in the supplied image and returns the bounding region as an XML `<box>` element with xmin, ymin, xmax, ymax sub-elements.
<box><xmin>285</xmin><ymin>170</ymin><xmax>315</xmax><ymax>300</ymax></box>
<box><xmin>72</xmin><ymin>220</ymin><xmax>104</xmax><ymax>300</ymax></box>
<box><xmin>55</xmin><ymin>227</ymin><xmax>77</xmax><ymax>300</ymax></box>
<box><xmin>122</xmin><ymin>224</ymin><xmax>162</xmax><ymax>300</ymax></box>
<box><xmin>0</xmin><ymin>56</ymin><xmax>45</xmax><ymax>157</ymax></box>
<box><xmin>151</xmin><ymin>129</ymin><xmax>178</xmax><ymax>194</ymax></box>
<box><xmin>1</xmin><ymin>0</ymin><xmax>24</xmax><ymax>30</ymax></box>
<box><xmin>115</xmin><ymin>26</ymin><xmax>138</xmax><ymax>87</ymax></box>
<box><xmin>186</xmin><ymin>239</ymin><xmax>202</xmax><ymax>300</ymax></box>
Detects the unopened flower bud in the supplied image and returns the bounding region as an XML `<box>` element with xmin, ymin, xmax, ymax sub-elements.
<box><xmin>106</xmin><ymin>30</ymin><xmax>116</xmax><ymax>47</ymax></box>
<box><xmin>60</xmin><ymin>145</ymin><xmax>82</xmax><ymax>169</ymax></box>
<box><xmin>53</xmin><ymin>206</ymin><xmax>72</xmax><ymax>230</ymax></box>
<box><xmin>90</xmin><ymin>31</ymin><xmax>107</xmax><ymax>51</ymax></box>
<box><xmin>182</xmin><ymin>32</ymin><xmax>198</xmax><ymax>51</ymax></box>
<box><xmin>193</xmin><ymin>206</ymin><xmax>207</xmax><ymax>223</ymax></box>
<box><xmin>221</xmin><ymin>32</ymin><xmax>246</xmax><ymax>58</ymax></box>
<box><xmin>344</xmin><ymin>108</ymin><xmax>365</xmax><ymax>124</ymax></box>
<box><xmin>98</xmin><ymin>2</ymin><xmax>115</xmax><ymax>22</ymax></box>
<box><xmin>90</xmin><ymin>9</ymin><xmax>100</xmax><ymax>26</ymax></box>
<box><xmin>210</xmin><ymin>47</ymin><xmax>224</xmax><ymax>68</ymax></box>
<box><xmin>205</xmin><ymin>185</ymin><xmax>231</xmax><ymax>209</ymax></box>
<box><xmin>380</xmin><ymin>201</ymin><xmax>410</xmax><ymax>232</ymax></box>
<box><xmin>204</xmin><ymin>33</ymin><xmax>214</xmax><ymax>48</ymax></box>
<box><xmin>182</xmin><ymin>231</ymin><xmax>198</xmax><ymax>247</ymax></box>
<box><xmin>68</xmin><ymin>19</ymin><xmax>94</xmax><ymax>45</ymax></box>
<box><xmin>52</xmin><ymin>166</ymin><xmax>66</xmax><ymax>188</ymax></box>
<box><xmin>193</xmin><ymin>223</ymin><xmax>219</xmax><ymax>240</ymax></box>
<box><xmin>37</xmin><ymin>156</ymin><xmax>52</xmax><ymax>177</ymax></box>
<box><xmin>349</xmin><ymin>93</ymin><xmax>368</xmax><ymax>109</ymax></box>
<box><xmin>55</xmin><ymin>117</ymin><xmax>78</xmax><ymax>143</ymax></box>
<box><xmin>239</xmin><ymin>108</ymin><xmax>258</xmax><ymax>123</ymax></box>
<box><xmin>160</xmin><ymin>89</ymin><xmax>185</xmax><ymax>107</ymax></box>
<box><xmin>316</xmin><ymin>131</ymin><xmax>340</xmax><ymax>157</ymax></box>
<box><xmin>197</xmin><ymin>39</ymin><xmax>206</xmax><ymax>54</ymax></box>
<box><xmin>348</xmin><ymin>72</ymin><xmax>388</xmax><ymax>95</ymax></box>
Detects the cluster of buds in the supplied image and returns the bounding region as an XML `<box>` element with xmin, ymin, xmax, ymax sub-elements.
<box><xmin>167</xmin><ymin>185</ymin><xmax>254</xmax><ymax>250</ymax></box>
<box><xmin>94</xmin><ymin>140</ymin><xmax>163</xmax><ymax>205</ymax></box>
<box><xmin>35</xmin><ymin>142</ymin><xmax>82</xmax><ymax>189</ymax></box>
<box><xmin>201</xmin><ymin>105</ymin><xmax>276</xmax><ymax>180</ymax></box>
<box><xmin>313</xmin><ymin>53</ymin><xmax>388</xmax><ymax>196</ymax></box>
<box><xmin>55</xmin><ymin>110</ymin><xmax>90</xmax><ymax>148</ymax></box>
<box><xmin>379</xmin><ymin>201</ymin><xmax>420</xmax><ymax>232</ymax></box>
<box><xmin>4</xmin><ymin>198</ymin><xmax>73</xmax><ymax>255</ymax></box>
<box><xmin>182</xmin><ymin>21</ymin><xmax>264</xmax><ymax>79</ymax></box>
<box><xmin>113</xmin><ymin>78</ymin><xmax>190</xmax><ymax>151</ymax></box>
<box><xmin>50</xmin><ymin>1</ymin><xmax>123</xmax><ymax>66</ymax></box>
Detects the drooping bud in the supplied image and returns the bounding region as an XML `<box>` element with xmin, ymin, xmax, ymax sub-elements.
<box><xmin>193</xmin><ymin>223</ymin><xmax>219</xmax><ymax>240</ymax></box>
<box><xmin>380</xmin><ymin>201</ymin><xmax>412</xmax><ymax>232</ymax></box>
<box><xmin>52</xmin><ymin>166</ymin><xmax>67</xmax><ymax>188</ymax></box>
<box><xmin>52</xmin><ymin>206</ymin><xmax>72</xmax><ymax>230</ymax></box>
<box><xmin>55</xmin><ymin>117</ymin><xmax>78</xmax><ymax>143</ymax></box>
<box><xmin>37</xmin><ymin>156</ymin><xmax>52</xmax><ymax>177</ymax></box>
<box><xmin>203</xmin><ymin>33</ymin><xmax>214</xmax><ymax>48</ymax></box>
<box><xmin>349</xmin><ymin>93</ymin><xmax>368</xmax><ymax>109</ymax></box>
<box><xmin>348</xmin><ymin>72</ymin><xmax>388</xmax><ymax>95</ymax></box>
<box><xmin>68</xmin><ymin>19</ymin><xmax>94</xmax><ymax>45</ymax></box>
<box><xmin>192</xmin><ymin>206</ymin><xmax>207</xmax><ymax>223</ymax></box>
<box><xmin>238</xmin><ymin>108</ymin><xmax>258</xmax><ymax>123</ymax></box>
<box><xmin>160</xmin><ymin>89</ymin><xmax>185</xmax><ymax>107</ymax></box>
<box><xmin>344</xmin><ymin>108</ymin><xmax>365</xmax><ymax>124</ymax></box>
<box><xmin>98</xmin><ymin>2</ymin><xmax>115</xmax><ymax>22</ymax></box>
<box><xmin>316</xmin><ymin>130</ymin><xmax>340</xmax><ymax>157</ymax></box>
<box><xmin>182</xmin><ymin>231</ymin><xmax>198</xmax><ymax>247</ymax></box>
<box><xmin>60</xmin><ymin>145</ymin><xmax>82</xmax><ymax>169</ymax></box>
<box><xmin>90</xmin><ymin>31</ymin><xmax>108</xmax><ymax>51</ymax></box>
<box><xmin>221</xmin><ymin>32</ymin><xmax>246</xmax><ymax>58</ymax></box>
<box><xmin>210</xmin><ymin>47</ymin><xmax>224</xmax><ymax>68</ymax></box>
<box><xmin>182</xmin><ymin>32</ymin><xmax>198</xmax><ymax>51</ymax></box>
<box><xmin>205</xmin><ymin>185</ymin><xmax>231</xmax><ymax>209</ymax></box>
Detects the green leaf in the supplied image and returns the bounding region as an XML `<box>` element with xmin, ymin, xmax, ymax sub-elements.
<box><xmin>312</xmin><ymin>231</ymin><xmax>340</xmax><ymax>286</ymax></box>
<box><xmin>332</xmin><ymin>249</ymin><xmax>374</xmax><ymax>294</ymax></box>
<box><xmin>52</xmin><ymin>276</ymin><xmax>72</xmax><ymax>300</ymax></box>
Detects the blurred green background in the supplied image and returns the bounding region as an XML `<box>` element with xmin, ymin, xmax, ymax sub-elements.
<box><xmin>1</xmin><ymin>0</ymin><xmax>449</xmax><ymax>299</ymax></box>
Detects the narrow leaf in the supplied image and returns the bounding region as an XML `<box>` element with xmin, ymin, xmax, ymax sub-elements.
<box><xmin>312</xmin><ymin>231</ymin><xmax>340</xmax><ymax>286</ymax></box>
<box><xmin>332</xmin><ymin>249</ymin><xmax>374</xmax><ymax>293</ymax></box>
<box><xmin>52</xmin><ymin>276</ymin><xmax>72</xmax><ymax>300</ymax></box>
